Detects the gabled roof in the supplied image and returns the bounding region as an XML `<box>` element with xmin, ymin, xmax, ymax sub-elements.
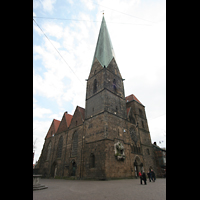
<box><xmin>68</xmin><ymin>106</ymin><xmax>85</xmax><ymax>129</ymax></box>
<box><xmin>54</xmin><ymin>119</ymin><xmax>60</xmax><ymax>130</ymax></box>
<box><xmin>91</xmin><ymin>16</ymin><xmax>116</xmax><ymax>68</ymax></box>
<box><xmin>56</xmin><ymin>112</ymin><xmax>73</xmax><ymax>134</ymax></box>
<box><xmin>45</xmin><ymin>119</ymin><xmax>60</xmax><ymax>139</ymax></box>
<box><xmin>66</xmin><ymin>112</ymin><xmax>73</xmax><ymax>127</ymax></box>
<box><xmin>125</xmin><ymin>94</ymin><xmax>143</xmax><ymax>106</ymax></box>
<box><xmin>77</xmin><ymin>106</ymin><xmax>85</xmax><ymax>121</ymax></box>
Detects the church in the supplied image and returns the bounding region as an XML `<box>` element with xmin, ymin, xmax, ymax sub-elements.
<box><xmin>37</xmin><ymin>16</ymin><xmax>156</xmax><ymax>179</ymax></box>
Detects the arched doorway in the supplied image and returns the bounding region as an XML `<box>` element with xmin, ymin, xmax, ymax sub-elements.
<box><xmin>71</xmin><ymin>160</ymin><xmax>77</xmax><ymax>176</ymax></box>
<box><xmin>51</xmin><ymin>161</ymin><xmax>57</xmax><ymax>178</ymax></box>
<box><xmin>134</xmin><ymin>156</ymin><xmax>143</xmax><ymax>177</ymax></box>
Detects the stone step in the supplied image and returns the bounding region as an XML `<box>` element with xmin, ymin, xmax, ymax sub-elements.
<box><xmin>33</xmin><ymin>184</ymin><xmax>48</xmax><ymax>190</ymax></box>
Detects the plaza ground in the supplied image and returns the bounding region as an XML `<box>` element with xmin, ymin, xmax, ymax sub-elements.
<box><xmin>33</xmin><ymin>178</ymin><xmax>166</xmax><ymax>200</ymax></box>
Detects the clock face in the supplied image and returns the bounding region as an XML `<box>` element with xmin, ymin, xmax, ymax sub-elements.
<box><xmin>130</xmin><ymin>127</ymin><xmax>138</xmax><ymax>144</ymax></box>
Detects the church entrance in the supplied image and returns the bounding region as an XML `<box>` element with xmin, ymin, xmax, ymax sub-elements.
<box><xmin>51</xmin><ymin>161</ymin><xmax>57</xmax><ymax>178</ymax></box>
<box><xmin>71</xmin><ymin>160</ymin><xmax>77</xmax><ymax>176</ymax></box>
<box><xmin>134</xmin><ymin>156</ymin><xmax>143</xmax><ymax>178</ymax></box>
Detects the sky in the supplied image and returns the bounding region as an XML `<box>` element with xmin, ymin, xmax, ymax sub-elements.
<box><xmin>33</xmin><ymin>0</ymin><xmax>166</xmax><ymax>163</ymax></box>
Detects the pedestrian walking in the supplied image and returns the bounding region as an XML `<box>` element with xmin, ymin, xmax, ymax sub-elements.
<box><xmin>151</xmin><ymin>169</ymin><xmax>156</xmax><ymax>182</ymax></box>
<box><xmin>142</xmin><ymin>171</ymin><xmax>147</xmax><ymax>185</ymax></box>
<box><xmin>147</xmin><ymin>171</ymin><xmax>151</xmax><ymax>182</ymax></box>
<box><xmin>150</xmin><ymin>169</ymin><xmax>153</xmax><ymax>181</ymax></box>
<box><xmin>138</xmin><ymin>171</ymin><xmax>142</xmax><ymax>184</ymax></box>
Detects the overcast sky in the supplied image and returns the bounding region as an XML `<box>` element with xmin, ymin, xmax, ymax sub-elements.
<box><xmin>33</xmin><ymin>0</ymin><xmax>166</xmax><ymax>163</ymax></box>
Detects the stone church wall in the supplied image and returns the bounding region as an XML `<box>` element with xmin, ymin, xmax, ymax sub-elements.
<box><xmin>82</xmin><ymin>140</ymin><xmax>106</xmax><ymax>179</ymax></box>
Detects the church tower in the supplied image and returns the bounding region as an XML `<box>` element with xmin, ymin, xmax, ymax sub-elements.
<box><xmin>83</xmin><ymin>16</ymin><xmax>130</xmax><ymax>179</ymax></box>
<box><xmin>85</xmin><ymin>16</ymin><xmax>126</xmax><ymax>121</ymax></box>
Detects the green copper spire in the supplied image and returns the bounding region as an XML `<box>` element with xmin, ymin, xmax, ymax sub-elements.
<box><xmin>91</xmin><ymin>16</ymin><xmax>116</xmax><ymax>68</ymax></box>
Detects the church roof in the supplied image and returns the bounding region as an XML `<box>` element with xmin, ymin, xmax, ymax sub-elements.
<box><xmin>45</xmin><ymin>119</ymin><xmax>60</xmax><ymax>139</ymax></box>
<box><xmin>91</xmin><ymin>16</ymin><xmax>116</xmax><ymax>68</ymax></box>
<box><xmin>56</xmin><ymin>112</ymin><xmax>73</xmax><ymax>134</ymax></box>
<box><xmin>126</xmin><ymin>94</ymin><xmax>143</xmax><ymax>106</ymax></box>
<box><xmin>66</xmin><ymin>113</ymin><xmax>73</xmax><ymax>126</ymax></box>
<box><xmin>77</xmin><ymin>106</ymin><xmax>85</xmax><ymax>121</ymax></box>
<box><xmin>54</xmin><ymin>119</ymin><xmax>61</xmax><ymax>131</ymax></box>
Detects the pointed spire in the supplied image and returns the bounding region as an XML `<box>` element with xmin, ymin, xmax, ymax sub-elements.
<box><xmin>91</xmin><ymin>16</ymin><xmax>116</xmax><ymax>68</ymax></box>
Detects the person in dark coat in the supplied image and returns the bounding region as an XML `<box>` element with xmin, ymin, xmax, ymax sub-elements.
<box><xmin>150</xmin><ymin>169</ymin><xmax>153</xmax><ymax>181</ymax></box>
<box><xmin>142</xmin><ymin>171</ymin><xmax>147</xmax><ymax>185</ymax></box>
<box><xmin>151</xmin><ymin>169</ymin><xmax>156</xmax><ymax>182</ymax></box>
<box><xmin>147</xmin><ymin>171</ymin><xmax>151</xmax><ymax>182</ymax></box>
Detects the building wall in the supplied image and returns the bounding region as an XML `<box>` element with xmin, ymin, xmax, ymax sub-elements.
<box><xmin>153</xmin><ymin>145</ymin><xmax>166</xmax><ymax>177</ymax></box>
<box><xmin>82</xmin><ymin>140</ymin><xmax>106</xmax><ymax>179</ymax></box>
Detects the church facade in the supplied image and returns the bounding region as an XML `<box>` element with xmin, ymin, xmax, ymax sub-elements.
<box><xmin>37</xmin><ymin>16</ymin><xmax>156</xmax><ymax>179</ymax></box>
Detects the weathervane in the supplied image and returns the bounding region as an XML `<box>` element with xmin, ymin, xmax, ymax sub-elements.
<box><xmin>101</xmin><ymin>10</ymin><xmax>104</xmax><ymax>15</ymax></box>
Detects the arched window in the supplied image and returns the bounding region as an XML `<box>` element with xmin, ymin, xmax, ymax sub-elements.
<box><xmin>138</xmin><ymin>146</ymin><xmax>141</xmax><ymax>153</ymax></box>
<box><xmin>130</xmin><ymin>126</ymin><xmax>138</xmax><ymax>144</ymax></box>
<box><xmin>141</xmin><ymin>120</ymin><xmax>144</xmax><ymax>128</ymax></box>
<box><xmin>46</xmin><ymin>141</ymin><xmax>51</xmax><ymax>161</ymax></box>
<box><xmin>134</xmin><ymin>146</ymin><xmax>137</xmax><ymax>153</ymax></box>
<box><xmin>129</xmin><ymin>112</ymin><xmax>136</xmax><ymax>124</ymax></box>
<box><xmin>93</xmin><ymin>79</ymin><xmax>97</xmax><ymax>93</ymax></box>
<box><xmin>113</xmin><ymin>79</ymin><xmax>117</xmax><ymax>91</ymax></box>
<box><xmin>146</xmin><ymin>148</ymin><xmax>150</xmax><ymax>155</ymax></box>
<box><xmin>57</xmin><ymin>136</ymin><xmax>63</xmax><ymax>158</ymax></box>
<box><xmin>139</xmin><ymin>109</ymin><xmax>143</xmax><ymax>117</ymax></box>
<box><xmin>66</xmin><ymin>134</ymin><xmax>68</xmax><ymax>146</ymax></box>
<box><xmin>71</xmin><ymin>131</ymin><xmax>78</xmax><ymax>157</ymax></box>
<box><xmin>89</xmin><ymin>153</ymin><xmax>95</xmax><ymax>168</ymax></box>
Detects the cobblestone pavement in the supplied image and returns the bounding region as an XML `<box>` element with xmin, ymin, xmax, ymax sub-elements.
<box><xmin>33</xmin><ymin>178</ymin><xmax>166</xmax><ymax>200</ymax></box>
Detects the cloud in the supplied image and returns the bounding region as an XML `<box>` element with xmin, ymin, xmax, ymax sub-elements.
<box><xmin>41</xmin><ymin>0</ymin><xmax>56</xmax><ymax>12</ymax></box>
<box><xmin>81</xmin><ymin>0</ymin><xmax>95</xmax><ymax>10</ymax></box>
<box><xmin>42</xmin><ymin>22</ymin><xmax>64</xmax><ymax>39</ymax></box>
<box><xmin>33</xmin><ymin>0</ymin><xmax>40</xmax><ymax>9</ymax></box>
<box><xmin>33</xmin><ymin>104</ymin><xmax>52</xmax><ymax>118</ymax></box>
<box><xmin>33</xmin><ymin>12</ymin><xmax>98</xmax><ymax>111</ymax></box>
<box><xmin>148</xmin><ymin>114</ymin><xmax>166</xmax><ymax>147</ymax></box>
<box><xmin>67</xmin><ymin>0</ymin><xmax>73</xmax><ymax>5</ymax></box>
<box><xmin>33</xmin><ymin>66</ymin><xmax>68</xmax><ymax>107</ymax></box>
